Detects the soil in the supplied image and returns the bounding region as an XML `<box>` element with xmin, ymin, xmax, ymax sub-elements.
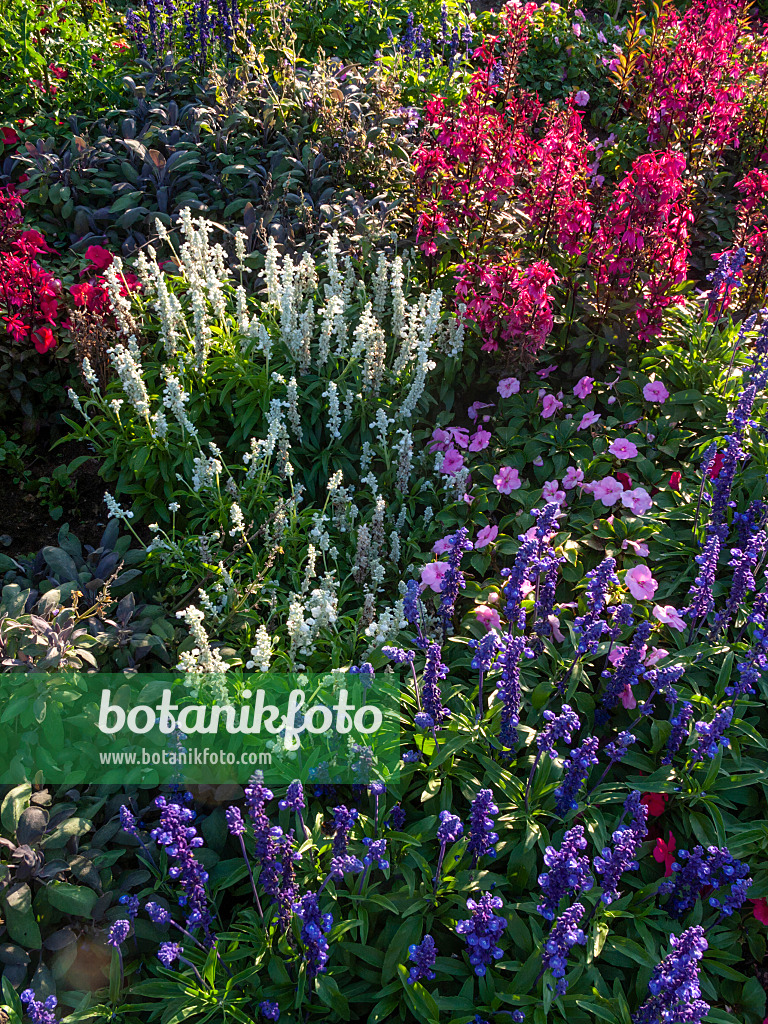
<box><xmin>0</xmin><ymin>438</ymin><xmax>108</xmax><ymax>559</ymax></box>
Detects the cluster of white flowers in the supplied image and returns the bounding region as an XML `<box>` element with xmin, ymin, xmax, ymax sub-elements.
<box><xmin>245</xmin><ymin>624</ymin><xmax>273</xmax><ymax>672</ymax></box>
<box><xmin>108</xmin><ymin>336</ymin><xmax>151</xmax><ymax>420</ymax></box>
<box><xmin>104</xmin><ymin>491</ymin><xmax>133</xmax><ymax>520</ymax></box>
<box><xmin>162</xmin><ymin>373</ymin><xmax>197</xmax><ymax>436</ymax></box>
<box><xmin>175</xmin><ymin>604</ymin><xmax>231</xmax><ymax>674</ymax></box>
<box><xmin>191</xmin><ymin>452</ymin><xmax>222</xmax><ymax>492</ymax></box>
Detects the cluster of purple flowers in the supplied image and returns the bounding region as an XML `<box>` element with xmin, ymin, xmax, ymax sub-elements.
<box><xmin>537</xmin><ymin>705</ymin><xmax>580</xmax><ymax>755</ymax></box>
<box><xmin>292</xmin><ymin>892</ymin><xmax>333</xmax><ymax>978</ymax></box>
<box><xmin>633</xmin><ymin>927</ymin><xmax>709</xmax><ymax>1024</ymax></box>
<box><xmin>495</xmin><ymin>634</ymin><xmax>530</xmax><ymax>752</ymax></box>
<box><xmin>456</xmin><ymin>893</ymin><xmax>506</xmax><ymax>976</ymax></box>
<box><xmin>541</xmin><ymin>903</ymin><xmax>586</xmax><ymax>995</ymax></box>
<box><xmin>126</xmin><ymin>0</ymin><xmax>243</xmax><ymax>67</ymax></box>
<box><xmin>554</xmin><ymin>737</ymin><xmax>599</xmax><ymax>815</ymax></box>
<box><xmin>690</xmin><ymin>706</ymin><xmax>733</xmax><ymax>762</ymax></box>
<box><xmin>659</xmin><ymin>845</ymin><xmax>752</xmax><ymax>919</ymax></box>
<box><xmin>20</xmin><ymin>991</ymin><xmax>58</xmax><ymax>1024</ymax></box>
<box><xmin>593</xmin><ymin>791</ymin><xmax>648</xmax><ymax>905</ymax></box>
<box><xmin>467</xmin><ymin>789</ymin><xmax>499</xmax><ymax>866</ymax></box>
<box><xmin>418</xmin><ymin>642</ymin><xmax>451</xmax><ymax>729</ymax></box>
<box><xmin>388</xmin><ymin>6</ymin><xmax>474</xmax><ymax>71</ymax></box>
<box><xmin>150</xmin><ymin>796</ymin><xmax>214</xmax><ymax>944</ymax></box>
<box><xmin>330</xmin><ymin>805</ymin><xmax>364</xmax><ymax>878</ymax></box>
<box><xmin>537</xmin><ymin>824</ymin><xmax>593</xmax><ymax>921</ymax></box>
<box><xmin>406</xmin><ymin>934</ymin><xmax>437</xmax><ymax>984</ymax></box>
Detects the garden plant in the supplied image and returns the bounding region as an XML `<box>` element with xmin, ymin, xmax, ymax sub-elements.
<box><xmin>0</xmin><ymin>0</ymin><xmax>767</xmax><ymax>1022</ymax></box>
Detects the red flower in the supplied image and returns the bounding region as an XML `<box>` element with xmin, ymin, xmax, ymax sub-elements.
<box><xmin>653</xmin><ymin>831</ymin><xmax>677</xmax><ymax>876</ymax></box>
<box><xmin>1</xmin><ymin>126</ymin><xmax>19</xmax><ymax>147</ymax></box>
<box><xmin>752</xmin><ymin>898</ymin><xmax>768</xmax><ymax>926</ymax></box>
<box><xmin>32</xmin><ymin>326</ymin><xmax>56</xmax><ymax>353</ymax></box>
<box><xmin>615</xmin><ymin>471</ymin><xmax>633</xmax><ymax>490</ymax></box>
<box><xmin>48</xmin><ymin>64</ymin><xmax>68</xmax><ymax>80</ymax></box>
<box><xmin>670</xmin><ymin>471</ymin><xmax>682</xmax><ymax>491</ymax></box>
<box><xmin>15</xmin><ymin>229</ymin><xmax>53</xmax><ymax>255</ymax></box>
<box><xmin>709</xmin><ymin>451</ymin><xmax>724</xmax><ymax>479</ymax></box>
<box><xmin>84</xmin><ymin>244</ymin><xmax>114</xmax><ymax>271</ymax></box>
<box><xmin>641</xmin><ymin>792</ymin><xmax>668</xmax><ymax>817</ymax></box>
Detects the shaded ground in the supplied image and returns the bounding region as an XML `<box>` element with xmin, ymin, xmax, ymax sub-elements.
<box><xmin>0</xmin><ymin>439</ymin><xmax>107</xmax><ymax>558</ymax></box>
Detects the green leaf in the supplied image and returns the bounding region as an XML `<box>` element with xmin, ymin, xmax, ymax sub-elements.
<box><xmin>46</xmin><ymin>883</ymin><xmax>98</xmax><ymax>918</ymax></box>
<box><xmin>1</xmin><ymin>784</ymin><xmax>31</xmax><ymax>833</ymax></box>
<box><xmin>3</xmin><ymin>884</ymin><xmax>41</xmax><ymax>949</ymax></box>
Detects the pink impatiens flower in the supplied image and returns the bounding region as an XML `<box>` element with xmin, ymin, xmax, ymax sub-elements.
<box><xmin>420</xmin><ymin>562</ymin><xmax>448</xmax><ymax>592</ymax></box>
<box><xmin>652</xmin><ymin>605</ymin><xmax>685</xmax><ymax>631</ymax></box>
<box><xmin>620</xmin><ymin>684</ymin><xmax>637</xmax><ymax>709</ymax></box>
<box><xmin>592</xmin><ymin>475</ymin><xmax>624</xmax><ymax>506</ymax></box>
<box><xmin>494</xmin><ymin>466</ymin><xmax>521</xmax><ymax>493</ymax></box>
<box><xmin>574</xmin><ymin>90</ymin><xmax>590</xmax><ymax>107</ymax></box>
<box><xmin>541</xmin><ymin>393</ymin><xmax>564</xmax><ymax>418</ymax></box>
<box><xmin>432</xmin><ymin>535</ymin><xmax>454</xmax><ymax>555</ymax></box>
<box><xmin>643</xmin><ymin>380</ymin><xmax>669</xmax><ymax>403</ymax></box>
<box><xmin>645</xmin><ymin>647</ymin><xmax>669</xmax><ymax>666</ymax></box>
<box><xmin>573</xmin><ymin>375</ymin><xmax>595</xmax><ymax>399</ymax></box>
<box><xmin>751</xmin><ymin>898</ymin><xmax>768</xmax><ymax>926</ymax></box>
<box><xmin>609</xmin><ymin>437</ymin><xmax>639</xmax><ymax>460</ymax></box>
<box><xmin>622</xmin><ymin>538</ymin><xmax>650</xmax><ymax>557</ymax></box>
<box><xmin>498</xmin><ymin>377</ymin><xmax>520</xmax><ymax>397</ymax></box>
<box><xmin>562</xmin><ymin>466</ymin><xmax>584</xmax><ymax>489</ymax></box>
<box><xmin>441</xmin><ymin>447</ymin><xmax>465</xmax><ymax>476</ymax></box>
<box><xmin>474</xmin><ymin>605</ymin><xmax>502</xmax><ymax>630</ymax></box>
<box><xmin>468</xmin><ymin>401</ymin><xmax>494</xmax><ymax>421</ymax></box>
<box><xmin>625</xmin><ymin>565</ymin><xmax>658</xmax><ymax>601</ymax></box>
<box><xmin>469</xmin><ymin>428</ymin><xmax>492</xmax><ymax>452</ymax></box>
<box><xmin>578</xmin><ymin>410</ymin><xmax>601</xmax><ymax>430</ymax></box>
<box><xmin>621</xmin><ymin>487</ymin><xmax>653</xmax><ymax>515</ymax></box>
<box><xmin>542</xmin><ymin>480</ymin><xmax>566</xmax><ymax>504</ymax></box>
<box><xmin>475</xmin><ymin>525</ymin><xmax>499</xmax><ymax>549</ymax></box>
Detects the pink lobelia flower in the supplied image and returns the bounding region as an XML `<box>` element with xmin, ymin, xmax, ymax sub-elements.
<box><xmin>621</xmin><ymin>487</ymin><xmax>653</xmax><ymax>515</ymax></box>
<box><xmin>609</xmin><ymin>437</ymin><xmax>639</xmax><ymax>459</ymax></box>
<box><xmin>625</xmin><ymin>565</ymin><xmax>658</xmax><ymax>601</ymax></box>
<box><xmin>541</xmin><ymin>393</ymin><xmax>564</xmax><ymax>418</ymax></box>
<box><xmin>498</xmin><ymin>377</ymin><xmax>520</xmax><ymax>397</ymax></box>
<box><xmin>542</xmin><ymin>480</ymin><xmax>566</xmax><ymax>504</ymax></box>
<box><xmin>475</xmin><ymin>525</ymin><xmax>499</xmax><ymax>549</ymax></box>
<box><xmin>441</xmin><ymin>447</ymin><xmax>465</xmax><ymax>476</ymax></box>
<box><xmin>469</xmin><ymin>428</ymin><xmax>492</xmax><ymax>452</ymax></box>
<box><xmin>494</xmin><ymin>466</ymin><xmax>522</xmax><ymax>493</ymax></box>
<box><xmin>421</xmin><ymin>562</ymin><xmax>449</xmax><ymax>592</ymax></box>
<box><xmin>578</xmin><ymin>410</ymin><xmax>601</xmax><ymax>430</ymax></box>
<box><xmin>474</xmin><ymin>605</ymin><xmax>502</xmax><ymax>630</ymax></box>
<box><xmin>653</xmin><ymin>832</ymin><xmax>677</xmax><ymax>876</ymax></box>
<box><xmin>592</xmin><ymin>475</ymin><xmax>624</xmax><ymax>506</ymax></box>
<box><xmin>562</xmin><ymin>466</ymin><xmax>584</xmax><ymax>489</ymax></box>
<box><xmin>652</xmin><ymin>605</ymin><xmax>685</xmax><ymax>631</ymax></box>
<box><xmin>573</xmin><ymin>375</ymin><xmax>595</xmax><ymax>399</ymax></box>
<box><xmin>643</xmin><ymin>380</ymin><xmax>669</xmax><ymax>403</ymax></box>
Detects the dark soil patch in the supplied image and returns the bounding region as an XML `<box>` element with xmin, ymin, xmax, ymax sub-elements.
<box><xmin>0</xmin><ymin>439</ymin><xmax>107</xmax><ymax>559</ymax></box>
